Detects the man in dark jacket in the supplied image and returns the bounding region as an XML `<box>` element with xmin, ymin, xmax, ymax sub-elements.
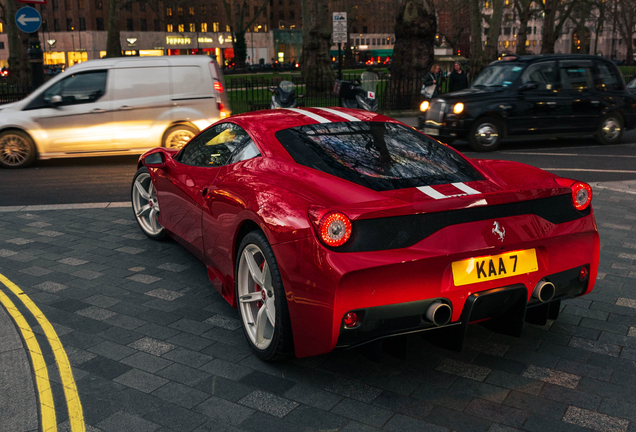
<box><xmin>448</xmin><ymin>62</ymin><xmax>469</xmax><ymax>93</ymax></box>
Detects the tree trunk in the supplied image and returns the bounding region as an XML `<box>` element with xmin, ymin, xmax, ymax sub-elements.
<box><xmin>484</xmin><ymin>0</ymin><xmax>504</xmax><ymax>62</ymax></box>
<box><xmin>515</xmin><ymin>0</ymin><xmax>533</xmax><ymax>55</ymax></box>
<box><xmin>540</xmin><ymin>0</ymin><xmax>558</xmax><ymax>53</ymax></box>
<box><xmin>105</xmin><ymin>0</ymin><xmax>122</xmax><ymax>57</ymax></box>
<box><xmin>300</xmin><ymin>0</ymin><xmax>334</xmax><ymax>91</ymax></box>
<box><xmin>390</xmin><ymin>0</ymin><xmax>436</xmax><ymax>81</ymax></box>
<box><xmin>6</xmin><ymin>0</ymin><xmax>30</xmax><ymax>84</ymax></box>
<box><xmin>469</xmin><ymin>0</ymin><xmax>485</xmax><ymax>78</ymax></box>
<box><xmin>233</xmin><ymin>32</ymin><xmax>248</xmax><ymax>68</ymax></box>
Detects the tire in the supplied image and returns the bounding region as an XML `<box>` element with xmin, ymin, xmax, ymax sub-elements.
<box><xmin>468</xmin><ymin>117</ymin><xmax>503</xmax><ymax>152</ymax></box>
<box><xmin>162</xmin><ymin>125</ymin><xmax>197</xmax><ymax>150</ymax></box>
<box><xmin>131</xmin><ymin>167</ymin><xmax>167</xmax><ymax>240</ymax></box>
<box><xmin>0</xmin><ymin>130</ymin><xmax>37</xmax><ymax>168</ymax></box>
<box><xmin>236</xmin><ymin>231</ymin><xmax>294</xmax><ymax>361</ymax></box>
<box><xmin>595</xmin><ymin>113</ymin><xmax>623</xmax><ymax>145</ymax></box>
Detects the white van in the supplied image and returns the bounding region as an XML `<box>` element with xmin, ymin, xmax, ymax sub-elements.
<box><xmin>0</xmin><ymin>56</ymin><xmax>230</xmax><ymax>168</ymax></box>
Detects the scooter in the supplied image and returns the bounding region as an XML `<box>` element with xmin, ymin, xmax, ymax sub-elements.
<box><xmin>269</xmin><ymin>80</ymin><xmax>304</xmax><ymax>109</ymax></box>
<box><xmin>335</xmin><ymin>70</ymin><xmax>379</xmax><ymax>112</ymax></box>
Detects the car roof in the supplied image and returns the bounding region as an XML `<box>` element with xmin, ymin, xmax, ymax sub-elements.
<box><xmin>493</xmin><ymin>54</ymin><xmax>615</xmax><ymax>65</ymax></box>
<box><xmin>64</xmin><ymin>55</ymin><xmax>216</xmax><ymax>72</ymax></box>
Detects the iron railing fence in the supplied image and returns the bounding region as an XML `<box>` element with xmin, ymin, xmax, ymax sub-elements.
<box><xmin>0</xmin><ymin>83</ymin><xmax>31</xmax><ymax>105</ymax></box>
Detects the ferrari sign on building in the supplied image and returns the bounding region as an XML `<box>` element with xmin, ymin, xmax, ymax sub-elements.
<box><xmin>332</xmin><ymin>12</ymin><xmax>347</xmax><ymax>44</ymax></box>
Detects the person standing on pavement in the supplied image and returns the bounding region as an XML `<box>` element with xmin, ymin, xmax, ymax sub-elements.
<box><xmin>448</xmin><ymin>62</ymin><xmax>469</xmax><ymax>93</ymax></box>
<box><xmin>422</xmin><ymin>64</ymin><xmax>443</xmax><ymax>99</ymax></box>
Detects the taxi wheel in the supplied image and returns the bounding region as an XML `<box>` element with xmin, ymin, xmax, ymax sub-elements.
<box><xmin>131</xmin><ymin>167</ymin><xmax>167</xmax><ymax>240</ymax></box>
<box><xmin>0</xmin><ymin>130</ymin><xmax>37</xmax><ymax>168</ymax></box>
<box><xmin>595</xmin><ymin>113</ymin><xmax>623</xmax><ymax>145</ymax></box>
<box><xmin>162</xmin><ymin>125</ymin><xmax>197</xmax><ymax>150</ymax></box>
<box><xmin>469</xmin><ymin>117</ymin><xmax>503</xmax><ymax>152</ymax></box>
<box><xmin>236</xmin><ymin>231</ymin><xmax>294</xmax><ymax>361</ymax></box>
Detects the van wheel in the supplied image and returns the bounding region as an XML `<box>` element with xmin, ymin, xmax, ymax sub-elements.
<box><xmin>469</xmin><ymin>117</ymin><xmax>503</xmax><ymax>152</ymax></box>
<box><xmin>0</xmin><ymin>130</ymin><xmax>37</xmax><ymax>168</ymax></box>
<box><xmin>595</xmin><ymin>113</ymin><xmax>623</xmax><ymax>145</ymax></box>
<box><xmin>163</xmin><ymin>125</ymin><xmax>197</xmax><ymax>150</ymax></box>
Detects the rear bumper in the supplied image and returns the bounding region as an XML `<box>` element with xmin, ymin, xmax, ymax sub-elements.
<box><xmin>273</xmin><ymin>210</ymin><xmax>599</xmax><ymax>358</ymax></box>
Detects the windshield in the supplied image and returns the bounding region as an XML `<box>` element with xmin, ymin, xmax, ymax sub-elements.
<box><xmin>275</xmin><ymin>122</ymin><xmax>482</xmax><ymax>192</ymax></box>
<box><xmin>279</xmin><ymin>80</ymin><xmax>295</xmax><ymax>92</ymax></box>
<box><xmin>472</xmin><ymin>63</ymin><xmax>526</xmax><ymax>88</ymax></box>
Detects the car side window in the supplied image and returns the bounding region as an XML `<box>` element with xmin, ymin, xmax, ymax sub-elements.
<box><xmin>520</xmin><ymin>61</ymin><xmax>557</xmax><ymax>91</ymax></box>
<box><xmin>595</xmin><ymin>62</ymin><xmax>622</xmax><ymax>91</ymax></box>
<box><xmin>559</xmin><ymin>61</ymin><xmax>594</xmax><ymax>92</ymax></box>
<box><xmin>178</xmin><ymin>123</ymin><xmax>256</xmax><ymax>167</ymax></box>
<box><xmin>42</xmin><ymin>71</ymin><xmax>108</xmax><ymax>106</ymax></box>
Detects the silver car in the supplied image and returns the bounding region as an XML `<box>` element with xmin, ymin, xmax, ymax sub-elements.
<box><xmin>0</xmin><ymin>56</ymin><xmax>230</xmax><ymax>168</ymax></box>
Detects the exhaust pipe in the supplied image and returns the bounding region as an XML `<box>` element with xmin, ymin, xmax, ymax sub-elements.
<box><xmin>533</xmin><ymin>280</ymin><xmax>556</xmax><ymax>303</ymax></box>
<box><xmin>425</xmin><ymin>302</ymin><xmax>452</xmax><ymax>326</ymax></box>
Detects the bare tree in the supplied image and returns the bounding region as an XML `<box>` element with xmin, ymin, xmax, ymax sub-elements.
<box><xmin>1</xmin><ymin>0</ymin><xmax>30</xmax><ymax>83</ymax></box>
<box><xmin>106</xmin><ymin>0</ymin><xmax>163</xmax><ymax>58</ymax></box>
<box><xmin>513</xmin><ymin>0</ymin><xmax>537</xmax><ymax>55</ymax></box>
<box><xmin>613</xmin><ymin>0</ymin><xmax>636</xmax><ymax>63</ymax></box>
<box><xmin>300</xmin><ymin>0</ymin><xmax>334</xmax><ymax>89</ymax></box>
<box><xmin>436</xmin><ymin>0</ymin><xmax>471</xmax><ymax>54</ymax></box>
<box><xmin>391</xmin><ymin>0</ymin><xmax>436</xmax><ymax>81</ymax></box>
<box><xmin>222</xmin><ymin>0</ymin><xmax>269</xmax><ymax>68</ymax></box>
<box><xmin>470</xmin><ymin>0</ymin><xmax>504</xmax><ymax>78</ymax></box>
<box><xmin>540</xmin><ymin>0</ymin><xmax>576</xmax><ymax>54</ymax></box>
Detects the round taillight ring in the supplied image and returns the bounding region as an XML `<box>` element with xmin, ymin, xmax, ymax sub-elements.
<box><xmin>571</xmin><ymin>182</ymin><xmax>592</xmax><ymax>211</ymax></box>
<box><xmin>319</xmin><ymin>212</ymin><xmax>352</xmax><ymax>247</ymax></box>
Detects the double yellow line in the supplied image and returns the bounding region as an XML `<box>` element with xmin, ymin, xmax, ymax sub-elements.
<box><xmin>0</xmin><ymin>273</ymin><xmax>85</xmax><ymax>432</ymax></box>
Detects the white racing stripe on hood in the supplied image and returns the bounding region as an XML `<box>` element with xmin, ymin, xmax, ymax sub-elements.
<box><xmin>417</xmin><ymin>186</ymin><xmax>447</xmax><ymax>200</ymax></box>
<box><xmin>313</xmin><ymin>107</ymin><xmax>361</xmax><ymax>122</ymax></box>
<box><xmin>286</xmin><ymin>108</ymin><xmax>331</xmax><ymax>123</ymax></box>
<box><xmin>452</xmin><ymin>182</ymin><xmax>480</xmax><ymax>195</ymax></box>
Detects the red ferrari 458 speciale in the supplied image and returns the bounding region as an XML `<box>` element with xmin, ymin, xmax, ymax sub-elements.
<box><xmin>131</xmin><ymin>107</ymin><xmax>599</xmax><ymax>361</ymax></box>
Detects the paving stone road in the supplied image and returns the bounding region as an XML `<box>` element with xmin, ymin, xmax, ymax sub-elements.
<box><xmin>0</xmin><ymin>182</ymin><xmax>635</xmax><ymax>432</ymax></box>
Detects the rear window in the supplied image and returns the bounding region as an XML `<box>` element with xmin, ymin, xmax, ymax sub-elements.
<box><xmin>276</xmin><ymin>122</ymin><xmax>483</xmax><ymax>192</ymax></box>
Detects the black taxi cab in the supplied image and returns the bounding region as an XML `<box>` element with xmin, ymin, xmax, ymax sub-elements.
<box><xmin>419</xmin><ymin>54</ymin><xmax>636</xmax><ymax>151</ymax></box>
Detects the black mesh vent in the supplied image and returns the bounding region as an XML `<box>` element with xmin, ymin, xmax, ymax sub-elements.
<box><xmin>333</xmin><ymin>194</ymin><xmax>590</xmax><ymax>253</ymax></box>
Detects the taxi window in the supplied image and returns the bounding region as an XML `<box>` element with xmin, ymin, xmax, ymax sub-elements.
<box><xmin>178</xmin><ymin>123</ymin><xmax>260</xmax><ymax>167</ymax></box>
<box><xmin>595</xmin><ymin>62</ymin><xmax>623</xmax><ymax>91</ymax></box>
<box><xmin>559</xmin><ymin>61</ymin><xmax>594</xmax><ymax>91</ymax></box>
<box><xmin>520</xmin><ymin>61</ymin><xmax>558</xmax><ymax>91</ymax></box>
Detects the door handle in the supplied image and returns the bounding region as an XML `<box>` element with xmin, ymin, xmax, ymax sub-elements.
<box><xmin>201</xmin><ymin>188</ymin><xmax>209</xmax><ymax>197</ymax></box>
<box><xmin>591</xmin><ymin>101</ymin><xmax>601</xmax><ymax>104</ymax></box>
<box><xmin>545</xmin><ymin>102</ymin><xmax>557</xmax><ymax>106</ymax></box>
<box><xmin>91</xmin><ymin>108</ymin><xmax>106</xmax><ymax>113</ymax></box>
<box><xmin>118</xmin><ymin>105</ymin><xmax>132</xmax><ymax>110</ymax></box>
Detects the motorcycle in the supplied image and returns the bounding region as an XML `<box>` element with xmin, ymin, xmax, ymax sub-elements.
<box><xmin>269</xmin><ymin>80</ymin><xmax>304</xmax><ymax>109</ymax></box>
<box><xmin>334</xmin><ymin>70</ymin><xmax>379</xmax><ymax>112</ymax></box>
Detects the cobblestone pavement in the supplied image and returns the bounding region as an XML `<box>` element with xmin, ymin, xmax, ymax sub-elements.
<box><xmin>0</xmin><ymin>183</ymin><xmax>634</xmax><ymax>432</ymax></box>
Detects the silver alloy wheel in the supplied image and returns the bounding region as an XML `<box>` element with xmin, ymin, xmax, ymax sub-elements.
<box><xmin>601</xmin><ymin>117</ymin><xmax>621</xmax><ymax>141</ymax></box>
<box><xmin>132</xmin><ymin>172</ymin><xmax>163</xmax><ymax>236</ymax></box>
<box><xmin>0</xmin><ymin>132</ymin><xmax>32</xmax><ymax>167</ymax></box>
<box><xmin>164</xmin><ymin>128</ymin><xmax>195</xmax><ymax>149</ymax></box>
<box><xmin>474</xmin><ymin>122</ymin><xmax>499</xmax><ymax>147</ymax></box>
<box><xmin>237</xmin><ymin>244</ymin><xmax>276</xmax><ymax>350</ymax></box>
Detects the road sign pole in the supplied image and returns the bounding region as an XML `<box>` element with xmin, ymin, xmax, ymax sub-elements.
<box><xmin>28</xmin><ymin>29</ymin><xmax>44</xmax><ymax>89</ymax></box>
<box><xmin>338</xmin><ymin>42</ymin><xmax>342</xmax><ymax>81</ymax></box>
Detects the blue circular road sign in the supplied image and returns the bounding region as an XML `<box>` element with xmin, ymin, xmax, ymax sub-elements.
<box><xmin>15</xmin><ymin>7</ymin><xmax>42</xmax><ymax>33</ymax></box>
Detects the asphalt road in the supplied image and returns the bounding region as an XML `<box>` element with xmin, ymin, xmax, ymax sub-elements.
<box><xmin>1</xmin><ymin>126</ymin><xmax>635</xmax><ymax>206</ymax></box>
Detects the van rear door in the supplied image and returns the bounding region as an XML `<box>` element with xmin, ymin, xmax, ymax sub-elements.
<box><xmin>111</xmin><ymin>59</ymin><xmax>171</xmax><ymax>150</ymax></box>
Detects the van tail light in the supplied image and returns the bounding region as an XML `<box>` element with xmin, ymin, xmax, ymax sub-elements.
<box><xmin>571</xmin><ymin>181</ymin><xmax>592</xmax><ymax>211</ymax></box>
<box><xmin>214</xmin><ymin>80</ymin><xmax>223</xmax><ymax>93</ymax></box>
<box><xmin>308</xmin><ymin>206</ymin><xmax>353</xmax><ymax>247</ymax></box>
<box><xmin>554</xmin><ymin>177</ymin><xmax>592</xmax><ymax>211</ymax></box>
<box><xmin>217</xmin><ymin>102</ymin><xmax>229</xmax><ymax>118</ymax></box>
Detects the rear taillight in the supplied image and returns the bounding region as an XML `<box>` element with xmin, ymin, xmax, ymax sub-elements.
<box><xmin>318</xmin><ymin>212</ymin><xmax>352</xmax><ymax>247</ymax></box>
<box><xmin>214</xmin><ymin>81</ymin><xmax>223</xmax><ymax>93</ymax></box>
<box><xmin>217</xmin><ymin>102</ymin><xmax>229</xmax><ymax>118</ymax></box>
<box><xmin>571</xmin><ymin>181</ymin><xmax>592</xmax><ymax>211</ymax></box>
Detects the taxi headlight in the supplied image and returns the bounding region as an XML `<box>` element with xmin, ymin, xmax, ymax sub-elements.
<box><xmin>453</xmin><ymin>103</ymin><xmax>464</xmax><ymax>114</ymax></box>
<box><xmin>420</xmin><ymin>101</ymin><xmax>430</xmax><ymax>112</ymax></box>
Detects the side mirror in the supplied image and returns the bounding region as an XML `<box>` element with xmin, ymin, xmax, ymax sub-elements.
<box><xmin>518</xmin><ymin>81</ymin><xmax>540</xmax><ymax>92</ymax></box>
<box><xmin>50</xmin><ymin>95</ymin><xmax>63</xmax><ymax>105</ymax></box>
<box><xmin>143</xmin><ymin>152</ymin><xmax>165</xmax><ymax>168</ymax></box>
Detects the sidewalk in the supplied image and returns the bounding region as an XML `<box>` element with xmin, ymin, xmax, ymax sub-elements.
<box><xmin>0</xmin><ymin>182</ymin><xmax>634</xmax><ymax>432</ymax></box>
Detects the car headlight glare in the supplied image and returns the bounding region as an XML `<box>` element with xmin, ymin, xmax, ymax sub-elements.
<box><xmin>420</xmin><ymin>101</ymin><xmax>430</xmax><ymax>112</ymax></box>
<box><xmin>453</xmin><ymin>103</ymin><xmax>464</xmax><ymax>114</ymax></box>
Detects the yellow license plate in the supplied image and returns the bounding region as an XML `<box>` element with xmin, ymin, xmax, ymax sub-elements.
<box><xmin>452</xmin><ymin>249</ymin><xmax>538</xmax><ymax>287</ymax></box>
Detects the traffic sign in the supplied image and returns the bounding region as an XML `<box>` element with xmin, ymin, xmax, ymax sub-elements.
<box><xmin>15</xmin><ymin>7</ymin><xmax>42</xmax><ymax>33</ymax></box>
<box><xmin>333</xmin><ymin>12</ymin><xmax>347</xmax><ymax>44</ymax></box>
